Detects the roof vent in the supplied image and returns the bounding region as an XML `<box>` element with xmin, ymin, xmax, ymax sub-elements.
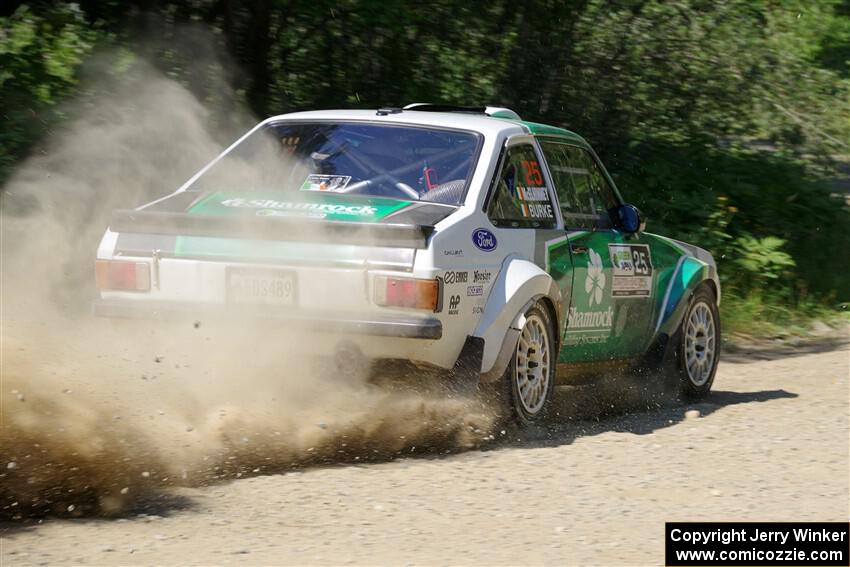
<box><xmin>403</xmin><ymin>103</ymin><xmax>521</xmax><ymax>120</ymax></box>
<box><xmin>484</xmin><ymin>107</ymin><xmax>521</xmax><ymax>120</ymax></box>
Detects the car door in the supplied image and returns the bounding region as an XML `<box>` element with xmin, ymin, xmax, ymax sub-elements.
<box><xmin>484</xmin><ymin>136</ymin><xmax>565</xmax><ymax>323</ymax></box>
<box><xmin>486</xmin><ymin>140</ymin><xmax>558</xmax><ymax>230</ymax></box>
<box><xmin>538</xmin><ymin>140</ymin><xmax>653</xmax><ymax>363</ymax></box>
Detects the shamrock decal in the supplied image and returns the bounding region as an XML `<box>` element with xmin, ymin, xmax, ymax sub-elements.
<box><xmin>585</xmin><ymin>248</ymin><xmax>606</xmax><ymax>306</ymax></box>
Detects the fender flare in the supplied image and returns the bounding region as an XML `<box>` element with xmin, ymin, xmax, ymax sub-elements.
<box><xmin>473</xmin><ymin>256</ymin><xmax>562</xmax><ymax>381</ymax></box>
<box><xmin>655</xmin><ymin>255</ymin><xmax>715</xmax><ymax>338</ymax></box>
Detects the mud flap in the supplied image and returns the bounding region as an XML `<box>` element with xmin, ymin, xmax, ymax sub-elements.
<box><xmin>635</xmin><ymin>328</ymin><xmax>682</xmax><ymax>395</ymax></box>
<box><xmin>636</xmin><ymin>332</ymin><xmax>670</xmax><ymax>375</ymax></box>
<box><xmin>446</xmin><ymin>336</ymin><xmax>484</xmax><ymax>397</ymax></box>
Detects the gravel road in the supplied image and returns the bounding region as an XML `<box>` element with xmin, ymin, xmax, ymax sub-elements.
<box><xmin>2</xmin><ymin>335</ymin><xmax>848</xmax><ymax>566</ymax></box>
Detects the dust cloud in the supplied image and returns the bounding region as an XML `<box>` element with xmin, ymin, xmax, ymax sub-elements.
<box><xmin>0</xmin><ymin>58</ymin><xmax>493</xmax><ymax>519</ymax></box>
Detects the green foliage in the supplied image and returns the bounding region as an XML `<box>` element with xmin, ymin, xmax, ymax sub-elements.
<box><xmin>812</xmin><ymin>0</ymin><xmax>850</xmax><ymax>77</ymax></box>
<box><xmin>0</xmin><ymin>4</ymin><xmax>98</xmax><ymax>182</ymax></box>
<box><xmin>732</xmin><ymin>235</ymin><xmax>795</xmax><ymax>284</ymax></box>
<box><xmin>720</xmin><ymin>292</ymin><xmax>849</xmax><ymax>338</ymax></box>
<box><xmin>618</xmin><ymin>143</ymin><xmax>850</xmax><ymax>307</ymax></box>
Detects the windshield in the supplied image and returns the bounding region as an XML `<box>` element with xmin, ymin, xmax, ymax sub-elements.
<box><xmin>188</xmin><ymin>121</ymin><xmax>482</xmax><ymax>206</ymax></box>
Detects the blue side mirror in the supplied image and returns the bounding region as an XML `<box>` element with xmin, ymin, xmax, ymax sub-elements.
<box><xmin>618</xmin><ymin>204</ymin><xmax>645</xmax><ymax>234</ymax></box>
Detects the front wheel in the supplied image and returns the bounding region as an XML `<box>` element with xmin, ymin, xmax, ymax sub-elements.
<box><xmin>502</xmin><ymin>302</ymin><xmax>556</xmax><ymax>425</ymax></box>
<box><xmin>672</xmin><ymin>286</ymin><xmax>721</xmax><ymax>398</ymax></box>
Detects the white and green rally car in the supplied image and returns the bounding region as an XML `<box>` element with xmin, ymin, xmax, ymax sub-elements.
<box><xmin>95</xmin><ymin>104</ymin><xmax>721</xmax><ymax>423</ymax></box>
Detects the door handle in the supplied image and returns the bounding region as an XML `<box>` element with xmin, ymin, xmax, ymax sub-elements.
<box><xmin>570</xmin><ymin>244</ymin><xmax>588</xmax><ymax>254</ymax></box>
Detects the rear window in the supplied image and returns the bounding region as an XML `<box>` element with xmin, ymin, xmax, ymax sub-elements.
<box><xmin>188</xmin><ymin>122</ymin><xmax>482</xmax><ymax>205</ymax></box>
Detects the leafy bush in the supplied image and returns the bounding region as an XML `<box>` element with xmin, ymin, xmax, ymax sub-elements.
<box><xmin>732</xmin><ymin>236</ymin><xmax>796</xmax><ymax>287</ymax></box>
<box><xmin>0</xmin><ymin>5</ymin><xmax>98</xmax><ymax>183</ymax></box>
<box><xmin>616</xmin><ymin>143</ymin><xmax>850</xmax><ymax>318</ymax></box>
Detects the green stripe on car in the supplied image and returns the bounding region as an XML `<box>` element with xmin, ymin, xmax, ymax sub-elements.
<box><xmin>186</xmin><ymin>191</ymin><xmax>412</xmax><ymax>222</ymax></box>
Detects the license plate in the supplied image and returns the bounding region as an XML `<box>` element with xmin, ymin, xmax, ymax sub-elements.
<box><xmin>227</xmin><ymin>268</ymin><xmax>296</xmax><ymax>307</ymax></box>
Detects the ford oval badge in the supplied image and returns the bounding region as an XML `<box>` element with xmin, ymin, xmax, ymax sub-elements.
<box><xmin>472</xmin><ymin>228</ymin><xmax>497</xmax><ymax>252</ymax></box>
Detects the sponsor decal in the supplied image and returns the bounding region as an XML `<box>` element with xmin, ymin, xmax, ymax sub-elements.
<box><xmin>472</xmin><ymin>305</ymin><xmax>484</xmax><ymax>315</ymax></box>
<box><xmin>608</xmin><ymin>244</ymin><xmax>653</xmax><ymax>298</ymax></box>
<box><xmin>448</xmin><ymin>294</ymin><xmax>461</xmax><ymax>315</ymax></box>
<box><xmin>585</xmin><ymin>248</ymin><xmax>607</xmax><ymax>306</ymax></box>
<box><xmin>187</xmin><ymin>192</ymin><xmax>410</xmax><ymax>223</ymax></box>
<box><xmin>567</xmin><ymin>306</ymin><xmax>614</xmax><ymax>329</ymax></box>
<box><xmin>565</xmin><ymin>305</ymin><xmax>614</xmax><ymax>345</ymax></box>
<box><xmin>472</xmin><ymin>228</ymin><xmax>497</xmax><ymax>252</ymax></box>
<box><xmin>443</xmin><ymin>249</ymin><xmax>464</xmax><ymax>257</ymax></box>
<box><xmin>443</xmin><ymin>271</ymin><xmax>468</xmax><ymax>284</ymax></box>
<box><xmin>564</xmin><ymin>243</ymin><xmax>615</xmax><ymax>345</ymax></box>
<box><xmin>300</xmin><ymin>174</ymin><xmax>351</xmax><ymax>193</ymax></box>
<box><xmin>220</xmin><ymin>198</ymin><xmax>377</xmax><ymax>217</ymax></box>
<box><xmin>256</xmin><ymin>208</ymin><xmax>325</xmax><ymax>219</ymax></box>
<box><xmin>472</xmin><ymin>270</ymin><xmax>491</xmax><ymax>283</ymax></box>
<box><xmin>466</xmin><ymin>285</ymin><xmax>483</xmax><ymax>297</ymax></box>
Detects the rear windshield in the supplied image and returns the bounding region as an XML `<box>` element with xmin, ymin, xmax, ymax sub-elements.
<box><xmin>188</xmin><ymin>121</ymin><xmax>482</xmax><ymax>206</ymax></box>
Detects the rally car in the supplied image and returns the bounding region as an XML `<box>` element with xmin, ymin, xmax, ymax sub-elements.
<box><xmin>94</xmin><ymin>104</ymin><xmax>721</xmax><ymax>423</ymax></box>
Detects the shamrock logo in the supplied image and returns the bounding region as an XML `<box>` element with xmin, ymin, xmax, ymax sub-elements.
<box><xmin>585</xmin><ymin>248</ymin><xmax>606</xmax><ymax>306</ymax></box>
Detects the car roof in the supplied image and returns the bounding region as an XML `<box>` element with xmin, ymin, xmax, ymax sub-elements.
<box><xmin>263</xmin><ymin>109</ymin><xmax>590</xmax><ymax>147</ymax></box>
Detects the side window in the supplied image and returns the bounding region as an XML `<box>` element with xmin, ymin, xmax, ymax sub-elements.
<box><xmin>487</xmin><ymin>144</ymin><xmax>556</xmax><ymax>228</ymax></box>
<box><xmin>540</xmin><ymin>141</ymin><xmax>619</xmax><ymax>230</ymax></box>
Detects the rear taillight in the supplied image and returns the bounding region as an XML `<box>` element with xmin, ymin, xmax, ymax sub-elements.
<box><xmin>95</xmin><ymin>260</ymin><xmax>151</xmax><ymax>292</ymax></box>
<box><xmin>374</xmin><ymin>276</ymin><xmax>440</xmax><ymax>311</ymax></box>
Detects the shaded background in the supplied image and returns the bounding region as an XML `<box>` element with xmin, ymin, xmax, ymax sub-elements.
<box><xmin>1</xmin><ymin>0</ymin><xmax>848</xmax><ymax>335</ymax></box>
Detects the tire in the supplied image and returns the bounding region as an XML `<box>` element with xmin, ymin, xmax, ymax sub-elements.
<box><xmin>501</xmin><ymin>302</ymin><xmax>557</xmax><ymax>425</ymax></box>
<box><xmin>670</xmin><ymin>286</ymin><xmax>721</xmax><ymax>398</ymax></box>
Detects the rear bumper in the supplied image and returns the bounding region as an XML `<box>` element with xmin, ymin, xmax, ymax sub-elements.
<box><xmin>93</xmin><ymin>299</ymin><xmax>442</xmax><ymax>339</ymax></box>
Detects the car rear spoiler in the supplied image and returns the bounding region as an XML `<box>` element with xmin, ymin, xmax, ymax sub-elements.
<box><xmin>109</xmin><ymin>209</ymin><xmax>435</xmax><ymax>249</ymax></box>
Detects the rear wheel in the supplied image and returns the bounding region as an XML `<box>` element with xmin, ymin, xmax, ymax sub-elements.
<box><xmin>502</xmin><ymin>302</ymin><xmax>556</xmax><ymax>424</ymax></box>
<box><xmin>671</xmin><ymin>286</ymin><xmax>720</xmax><ymax>398</ymax></box>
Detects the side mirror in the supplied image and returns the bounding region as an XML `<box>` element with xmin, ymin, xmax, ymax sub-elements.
<box><xmin>617</xmin><ymin>204</ymin><xmax>645</xmax><ymax>234</ymax></box>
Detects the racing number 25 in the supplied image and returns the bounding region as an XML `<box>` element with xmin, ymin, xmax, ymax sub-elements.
<box><xmin>632</xmin><ymin>249</ymin><xmax>650</xmax><ymax>276</ymax></box>
<box><xmin>522</xmin><ymin>160</ymin><xmax>543</xmax><ymax>186</ymax></box>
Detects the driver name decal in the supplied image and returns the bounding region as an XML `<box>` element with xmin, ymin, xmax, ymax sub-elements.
<box><xmin>516</xmin><ymin>159</ymin><xmax>554</xmax><ymax>220</ymax></box>
<box><xmin>516</xmin><ymin>186</ymin><xmax>554</xmax><ymax>220</ymax></box>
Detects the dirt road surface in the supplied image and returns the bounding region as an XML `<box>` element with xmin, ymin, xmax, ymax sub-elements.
<box><xmin>2</xmin><ymin>338</ymin><xmax>848</xmax><ymax>566</ymax></box>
